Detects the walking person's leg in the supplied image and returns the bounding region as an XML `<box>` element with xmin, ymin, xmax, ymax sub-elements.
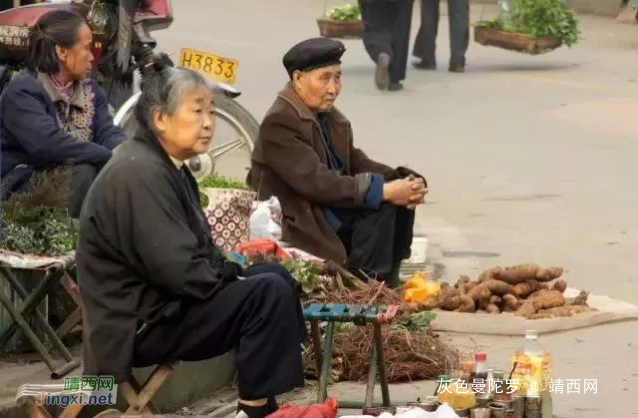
<box><xmin>360</xmin><ymin>0</ymin><xmax>394</xmax><ymax>90</ymax></box>
<box><xmin>388</xmin><ymin>0</ymin><xmax>414</xmax><ymax>90</ymax></box>
<box><xmin>448</xmin><ymin>0</ymin><xmax>470</xmax><ymax>72</ymax></box>
<box><xmin>412</xmin><ymin>0</ymin><xmax>440</xmax><ymax>69</ymax></box>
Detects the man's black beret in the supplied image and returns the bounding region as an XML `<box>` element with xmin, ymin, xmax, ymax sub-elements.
<box><xmin>283</xmin><ymin>38</ymin><xmax>346</xmax><ymax>78</ymax></box>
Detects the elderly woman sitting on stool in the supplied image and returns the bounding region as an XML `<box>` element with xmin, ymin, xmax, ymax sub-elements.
<box><xmin>77</xmin><ymin>67</ymin><xmax>305</xmax><ymax>418</ymax></box>
<box><xmin>248</xmin><ymin>38</ymin><xmax>428</xmax><ymax>287</ymax></box>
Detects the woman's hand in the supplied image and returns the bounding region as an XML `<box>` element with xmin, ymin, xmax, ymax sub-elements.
<box><xmin>383</xmin><ymin>175</ymin><xmax>428</xmax><ymax>209</ymax></box>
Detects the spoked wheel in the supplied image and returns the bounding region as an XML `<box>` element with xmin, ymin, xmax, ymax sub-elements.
<box><xmin>115</xmin><ymin>91</ymin><xmax>259</xmax><ymax>182</ymax></box>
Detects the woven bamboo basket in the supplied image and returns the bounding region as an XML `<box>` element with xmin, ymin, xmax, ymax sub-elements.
<box><xmin>317</xmin><ymin>18</ymin><xmax>364</xmax><ymax>39</ymax></box>
<box><xmin>474</xmin><ymin>25</ymin><xmax>562</xmax><ymax>55</ymax></box>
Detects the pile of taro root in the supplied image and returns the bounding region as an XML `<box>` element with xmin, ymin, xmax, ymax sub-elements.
<box><xmin>412</xmin><ymin>264</ymin><xmax>595</xmax><ymax>319</ymax></box>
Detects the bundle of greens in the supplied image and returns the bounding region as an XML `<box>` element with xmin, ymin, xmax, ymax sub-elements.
<box><xmin>1</xmin><ymin>168</ymin><xmax>78</xmax><ymax>256</ymax></box>
<box><xmin>326</xmin><ymin>3</ymin><xmax>361</xmax><ymax>21</ymax></box>
<box><xmin>478</xmin><ymin>0</ymin><xmax>580</xmax><ymax>46</ymax></box>
<box><xmin>198</xmin><ymin>173</ymin><xmax>251</xmax><ymax>207</ymax></box>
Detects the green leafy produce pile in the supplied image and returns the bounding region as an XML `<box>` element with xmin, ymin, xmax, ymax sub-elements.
<box><xmin>1</xmin><ymin>168</ymin><xmax>78</xmax><ymax>256</ymax></box>
<box><xmin>326</xmin><ymin>3</ymin><xmax>361</xmax><ymax>21</ymax></box>
<box><xmin>281</xmin><ymin>259</ymin><xmax>323</xmax><ymax>294</ymax></box>
<box><xmin>478</xmin><ymin>0</ymin><xmax>579</xmax><ymax>46</ymax></box>
<box><xmin>198</xmin><ymin>173</ymin><xmax>251</xmax><ymax>207</ymax></box>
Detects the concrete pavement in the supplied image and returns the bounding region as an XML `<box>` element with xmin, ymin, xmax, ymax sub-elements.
<box><xmin>1</xmin><ymin>1</ymin><xmax>636</xmax><ymax>417</ymax></box>
<box><xmin>153</xmin><ymin>2</ymin><xmax>638</xmax><ymax>416</ymax></box>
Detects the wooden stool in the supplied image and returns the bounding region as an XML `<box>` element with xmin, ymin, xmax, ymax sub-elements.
<box><xmin>119</xmin><ymin>362</ymin><xmax>176</xmax><ymax>414</ymax></box>
<box><xmin>16</xmin><ymin>363</ymin><xmax>177</xmax><ymax>418</ymax></box>
<box><xmin>0</xmin><ymin>252</ymin><xmax>81</xmax><ymax>378</ymax></box>
<box><xmin>303</xmin><ymin>303</ymin><xmax>399</xmax><ymax>409</ymax></box>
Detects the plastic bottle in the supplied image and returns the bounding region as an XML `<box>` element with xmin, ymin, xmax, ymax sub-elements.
<box><xmin>511</xmin><ymin>330</ymin><xmax>553</xmax><ymax>397</ymax></box>
<box><xmin>470</xmin><ymin>352</ymin><xmax>488</xmax><ymax>393</ymax></box>
<box><xmin>524</xmin><ymin>330</ymin><xmax>544</xmax><ymax>356</ymax></box>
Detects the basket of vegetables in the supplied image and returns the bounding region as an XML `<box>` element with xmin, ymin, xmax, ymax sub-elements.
<box><xmin>317</xmin><ymin>3</ymin><xmax>364</xmax><ymax>39</ymax></box>
<box><xmin>474</xmin><ymin>0</ymin><xmax>579</xmax><ymax>55</ymax></box>
<box><xmin>198</xmin><ymin>173</ymin><xmax>256</xmax><ymax>253</ymax></box>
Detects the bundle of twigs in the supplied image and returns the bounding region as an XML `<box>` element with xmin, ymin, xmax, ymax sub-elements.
<box><xmin>303</xmin><ymin>279</ymin><xmax>462</xmax><ymax>383</ymax></box>
<box><xmin>323</xmin><ymin>279</ymin><xmax>403</xmax><ymax>306</ymax></box>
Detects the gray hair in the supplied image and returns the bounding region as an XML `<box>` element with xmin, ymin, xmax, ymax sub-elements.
<box><xmin>135</xmin><ymin>67</ymin><xmax>211</xmax><ymax>133</ymax></box>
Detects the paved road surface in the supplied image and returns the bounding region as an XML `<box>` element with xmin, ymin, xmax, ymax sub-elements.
<box><xmin>153</xmin><ymin>2</ymin><xmax>638</xmax><ymax>417</ymax></box>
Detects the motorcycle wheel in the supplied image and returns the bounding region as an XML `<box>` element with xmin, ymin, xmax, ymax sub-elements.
<box><xmin>115</xmin><ymin>92</ymin><xmax>259</xmax><ymax>181</ymax></box>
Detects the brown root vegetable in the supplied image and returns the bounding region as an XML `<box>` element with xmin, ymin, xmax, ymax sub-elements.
<box><xmin>498</xmin><ymin>264</ymin><xmax>541</xmax><ymax>284</ymax></box>
<box><xmin>552</xmin><ymin>279</ymin><xmax>567</xmax><ymax>293</ymax></box>
<box><xmin>502</xmin><ymin>294</ymin><xmax>520</xmax><ymax>312</ymax></box>
<box><xmin>512</xmin><ymin>280</ymin><xmax>543</xmax><ymax>298</ymax></box>
<box><xmin>489</xmin><ymin>295</ymin><xmax>502</xmax><ymax>306</ymax></box>
<box><xmin>440</xmin><ymin>282</ymin><xmax>450</xmax><ymax>289</ymax></box>
<box><xmin>441</xmin><ymin>296</ymin><xmax>462</xmax><ymax>311</ymax></box>
<box><xmin>479</xmin><ymin>296</ymin><xmax>492</xmax><ymax>311</ymax></box>
<box><xmin>465</xmin><ymin>282</ymin><xmax>477</xmax><ymax>291</ymax></box>
<box><xmin>455</xmin><ymin>275</ymin><xmax>471</xmax><ymax>288</ymax></box>
<box><xmin>572</xmin><ymin>290</ymin><xmax>589</xmax><ymax>306</ymax></box>
<box><xmin>486</xmin><ymin>304</ymin><xmax>501</xmax><ymax>314</ymax></box>
<box><xmin>537</xmin><ymin>266</ymin><xmax>564</xmax><ymax>282</ymax></box>
<box><xmin>530</xmin><ymin>289</ymin><xmax>566</xmax><ymax>309</ymax></box>
<box><xmin>516</xmin><ymin>299</ymin><xmax>543</xmax><ymax>318</ymax></box>
<box><xmin>458</xmin><ymin>295</ymin><xmax>476</xmax><ymax>313</ymax></box>
<box><xmin>478</xmin><ymin>266</ymin><xmax>502</xmax><ymax>282</ymax></box>
<box><xmin>419</xmin><ymin>297</ymin><xmax>441</xmax><ymax>311</ymax></box>
<box><xmin>498</xmin><ymin>264</ymin><xmax>564</xmax><ymax>285</ymax></box>
<box><xmin>457</xmin><ymin>283</ymin><xmax>472</xmax><ymax>295</ymax></box>
<box><xmin>467</xmin><ymin>283</ymin><xmax>491</xmax><ymax>302</ymax></box>
<box><xmin>485</xmin><ymin>280</ymin><xmax>513</xmax><ymax>296</ymax></box>
<box><xmin>476</xmin><ymin>309</ymin><xmax>487</xmax><ymax>314</ymax></box>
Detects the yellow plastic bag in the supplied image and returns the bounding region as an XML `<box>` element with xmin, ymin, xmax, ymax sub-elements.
<box><xmin>402</xmin><ymin>272</ymin><xmax>441</xmax><ymax>303</ymax></box>
<box><xmin>510</xmin><ymin>352</ymin><xmax>553</xmax><ymax>395</ymax></box>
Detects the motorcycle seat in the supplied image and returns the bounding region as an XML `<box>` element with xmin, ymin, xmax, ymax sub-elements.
<box><xmin>0</xmin><ymin>3</ymin><xmax>84</xmax><ymax>66</ymax></box>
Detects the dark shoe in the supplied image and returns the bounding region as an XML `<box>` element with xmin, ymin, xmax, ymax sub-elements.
<box><xmin>385</xmin><ymin>264</ymin><xmax>403</xmax><ymax>289</ymax></box>
<box><xmin>449</xmin><ymin>56</ymin><xmax>466</xmax><ymax>73</ymax></box>
<box><xmin>413</xmin><ymin>58</ymin><xmax>437</xmax><ymax>70</ymax></box>
<box><xmin>388</xmin><ymin>82</ymin><xmax>403</xmax><ymax>91</ymax></box>
<box><xmin>375</xmin><ymin>52</ymin><xmax>391</xmax><ymax>90</ymax></box>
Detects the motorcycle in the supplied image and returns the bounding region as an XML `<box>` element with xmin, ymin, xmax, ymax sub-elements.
<box><xmin>0</xmin><ymin>0</ymin><xmax>258</xmax><ymax>180</ymax></box>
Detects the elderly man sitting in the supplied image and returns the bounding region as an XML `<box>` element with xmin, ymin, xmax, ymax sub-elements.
<box><xmin>248</xmin><ymin>38</ymin><xmax>427</xmax><ymax>287</ymax></box>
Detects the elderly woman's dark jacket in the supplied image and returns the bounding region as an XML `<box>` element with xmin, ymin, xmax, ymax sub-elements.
<box><xmin>0</xmin><ymin>71</ymin><xmax>123</xmax><ymax>178</ymax></box>
<box><xmin>77</xmin><ymin>130</ymin><xmax>238</xmax><ymax>382</ymax></box>
<box><xmin>248</xmin><ymin>83</ymin><xmax>421</xmax><ymax>264</ymax></box>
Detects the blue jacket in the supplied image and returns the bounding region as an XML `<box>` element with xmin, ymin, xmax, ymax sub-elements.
<box><xmin>0</xmin><ymin>72</ymin><xmax>125</xmax><ymax>177</ymax></box>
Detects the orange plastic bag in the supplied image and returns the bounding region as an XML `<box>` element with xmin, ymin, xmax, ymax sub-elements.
<box><xmin>402</xmin><ymin>271</ymin><xmax>441</xmax><ymax>303</ymax></box>
<box><xmin>266</xmin><ymin>398</ymin><xmax>338</xmax><ymax>418</ymax></box>
<box><xmin>233</xmin><ymin>239</ymin><xmax>292</xmax><ymax>261</ymax></box>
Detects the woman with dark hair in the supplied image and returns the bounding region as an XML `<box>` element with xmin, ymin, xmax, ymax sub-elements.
<box><xmin>76</xmin><ymin>66</ymin><xmax>305</xmax><ymax>418</ymax></box>
<box><xmin>0</xmin><ymin>9</ymin><xmax>124</xmax><ymax>218</ymax></box>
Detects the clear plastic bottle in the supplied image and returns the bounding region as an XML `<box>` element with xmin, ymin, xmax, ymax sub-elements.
<box><xmin>497</xmin><ymin>0</ymin><xmax>512</xmax><ymax>24</ymax></box>
<box><xmin>524</xmin><ymin>330</ymin><xmax>544</xmax><ymax>356</ymax></box>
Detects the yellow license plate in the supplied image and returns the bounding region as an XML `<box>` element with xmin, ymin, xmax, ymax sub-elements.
<box><xmin>179</xmin><ymin>48</ymin><xmax>238</xmax><ymax>84</ymax></box>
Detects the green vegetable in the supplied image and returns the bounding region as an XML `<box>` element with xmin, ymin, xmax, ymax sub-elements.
<box><xmin>198</xmin><ymin>173</ymin><xmax>250</xmax><ymax>190</ymax></box>
<box><xmin>477</xmin><ymin>0</ymin><xmax>579</xmax><ymax>47</ymax></box>
<box><xmin>198</xmin><ymin>173</ymin><xmax>251</xmax><ymax>208</ymax></box>
<box><xmin>1</xmin><ymin>168</ymin><xmax>79</xmax><ymax>256</ymax></box>
<box><xmin>326</xmin><ymin>3</ymin><xmax>361</xmax><ymax>21</ymax></box>
<box><xmin>395</xmin><ymin>311</ymin><xmax>437</xmax><ymax>332</ymax></box>
<box><xmin>281</xmin><ymin>259</ymin><xmax>323</xmax><ymax>294</ymax></box>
